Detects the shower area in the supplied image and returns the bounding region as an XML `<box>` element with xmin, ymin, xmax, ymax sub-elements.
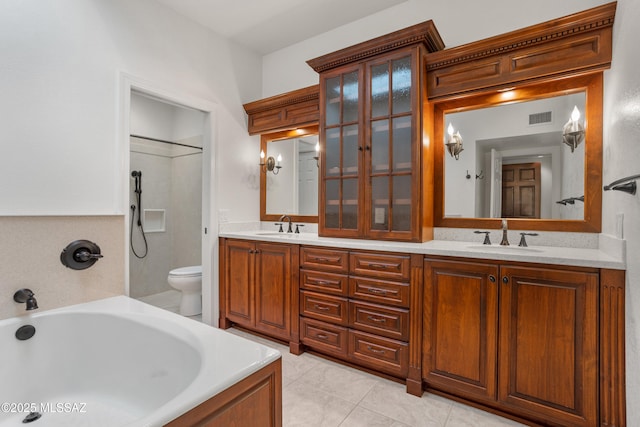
<box><xmin>128</xmin><ymin>91</ymin><xmax>205</xmax><ymax>313</ymax></box>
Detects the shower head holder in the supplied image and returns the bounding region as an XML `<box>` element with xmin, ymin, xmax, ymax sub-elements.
<box><xmin>60</xmin><ymin>240</ymin><xmax>104</xmax><ymax>270</ymax></box>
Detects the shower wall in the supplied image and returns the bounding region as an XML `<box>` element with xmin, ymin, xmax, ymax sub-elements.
<box><xmin>129</xmin><ymin>93</ymin><xmax>204</xmax><ymax>299</ymax></box>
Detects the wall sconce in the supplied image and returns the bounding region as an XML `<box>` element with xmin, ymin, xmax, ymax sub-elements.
<box><xmin>313</xmin><ymin>142</ymin><xmax>320</xmax><ymax>168</ymax></box>
<box><xmin>445</xmin><ymin>123</ymin><xmax>464</xmax><ymax>160</ymax></box>
<box><xmin>260</xmin><ymin>150</ymin><xmax>282</xmax><ymax>175</ymax></box>
<box><xmin>562</xmin><ymin>106</ymin><xmax>585</xmax><ymax>152</ymax></box>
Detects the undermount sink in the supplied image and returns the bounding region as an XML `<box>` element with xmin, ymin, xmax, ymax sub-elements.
<box><xmin>466</xmin><ymin>244</ymin><xmax>543</xmax><ymax>253</ymax></box>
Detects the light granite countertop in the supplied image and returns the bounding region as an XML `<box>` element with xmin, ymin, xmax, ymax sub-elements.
<box><xmin>219</xmin><ymin>230</ymin><xmax>626</xmax><ymax>270</ymax></box>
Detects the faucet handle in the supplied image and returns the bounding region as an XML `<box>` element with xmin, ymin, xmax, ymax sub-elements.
<box><xmin>518</xmin><ymin>232</ymin><xmax>539</xmax><ymax>247</ymax></box>
<box><xmin>274</xmin><ymin>223</ymin><xmax>283</xmax><ymax>233</ymax></box>
<box><xmin>474</xmin><ymin>230</ymin><xmax>492</xmax><ymax>245</ymax></box>
<box><xmin>295</xmin><ymin>224</ymin><xmax>304</xmax><ymax>234</ymax></box>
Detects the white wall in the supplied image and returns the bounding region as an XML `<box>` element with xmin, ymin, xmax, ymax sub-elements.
<box><xmin>0</xmin><ymin>0</ymin><xmax>263</xmax><ymax>320</ymax></box>
<box><xmin>602</xmin><ymin>0</ymin><xmax>640</xmax><ymax>423</ymax></box>
<box><xmin>0</xmin><ymin>0</ymin><xmax>262</xmax><ymax>222</ymax></box>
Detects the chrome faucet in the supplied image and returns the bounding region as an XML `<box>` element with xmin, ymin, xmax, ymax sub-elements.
<box><xmin>500</xmin><ymin>219</ymin><xmax>510</xmax><ymax>246</ymax></box>
<box><xmin>279</xmin><ymin>215</ymin><xmax>293</xmax><ymax>233</ymax></box>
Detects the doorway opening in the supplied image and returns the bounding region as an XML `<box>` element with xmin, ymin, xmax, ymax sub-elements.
<box><xmin>120</xmin><ymin>73</ymin><xmax>218</xmax><ymax>326</ymax></box>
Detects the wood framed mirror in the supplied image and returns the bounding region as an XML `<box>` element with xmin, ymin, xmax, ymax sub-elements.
<box><xmin>260</xmin><ymin>125</ymin><xmax>319</xmax><ymax>223</ymax></box>
<box><xmin>433</xmin><ymin>73</ymin><xmax>603</xmax><ymax>232</ymax></box>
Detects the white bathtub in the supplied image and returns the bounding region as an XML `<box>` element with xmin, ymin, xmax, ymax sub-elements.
<box><xmin>0</xmin><ymin>296</ymin><xmax>280</xmax><ymax>426</ymax></box>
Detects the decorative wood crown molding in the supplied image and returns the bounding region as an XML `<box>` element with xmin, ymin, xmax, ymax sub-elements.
<box><xmin>243</xmin><ymin>85</ymin><xmax>319</xmax><ymax>115</ymax></box>
<box><xmin>426</xmin><ymin>2</ymin><xmax>616</xmax><ymax>71</ymax></box>
<box><xmin>307</xmin><ymin>20</ymin><xmax>444</xmax><ymax>73</ymax></box>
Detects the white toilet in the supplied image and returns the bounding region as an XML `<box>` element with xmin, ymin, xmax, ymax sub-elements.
<box><xmin>167</xmin><ymin>265</ymin><xmax>202</xmax><ymax>316</ymax></box>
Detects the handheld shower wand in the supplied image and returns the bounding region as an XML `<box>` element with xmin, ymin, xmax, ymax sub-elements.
<box><xmin>130</xmin><ymin>170</ymin><xmax>148</xmax><ymax>258</ymax></box>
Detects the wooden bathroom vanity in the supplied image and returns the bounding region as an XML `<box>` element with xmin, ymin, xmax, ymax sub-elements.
<box><xmin>228</xmin><ymin>3</ymin><xmax>625</xmax><ymax>426</ymax></box>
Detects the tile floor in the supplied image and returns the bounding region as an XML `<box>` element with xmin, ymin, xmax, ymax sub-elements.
<box><xmin>139</xmin><ymin>291</ymin><xmax>527</xmax><ymax>427</ymax></box>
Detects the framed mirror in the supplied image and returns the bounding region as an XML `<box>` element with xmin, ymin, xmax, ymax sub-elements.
<box><xmin>260</xmin><ymin>126</ymin><xmax>319</xmax><ymax>222</ymax></box>
<box><xmin>434</xmin><ymin>73</ymin><xmax>602</xmax><ymax>232</ymax></box>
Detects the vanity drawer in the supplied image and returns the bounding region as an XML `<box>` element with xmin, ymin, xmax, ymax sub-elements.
<box><xmin>300</xmin><ymin>270</ymin><xmax>348</xmax><ymax>296</ymax></box>
<box><xmin>349</xmin><ymin>301</ymin><xmax>409</xmax><ymax>341</ymax></box>
<box><xmin>300</xmin><ymin>291</ymin><xmax>348</xmax><ymax>325</ymax></box>
<box><xmin>349</xmin><ymin>277</ymin><xmax>410</xmax><ymax>308</ymax></box>
<box><xmin>301</xmin><ymin>317</ymin><xmax>348</xmax><ymax>358</ymax></box>
<box><xmin>350</xmin><ymin>252</ymin><xmax>410</xmax><ymax>281</ymax></box>
<box><xmin>300</xmin><ymin>247</ymin><xmax>349</xmax><ymax>273</ymax></box>
<box><xmin>349</xmin><ymin>330</ymin><xmax>408</xmax><ymax>378</ymax></box>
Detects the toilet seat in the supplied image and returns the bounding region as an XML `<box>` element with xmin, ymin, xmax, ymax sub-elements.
<box><xmin>169</xmin><ymin>266</ymin><xmax>202</xmax><ymax>278</ymax></box>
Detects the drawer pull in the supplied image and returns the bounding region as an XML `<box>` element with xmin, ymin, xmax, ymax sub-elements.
<box><xmin>311</xmin><ymin>256</ymin><xmax>339</xmax><ymax>263</ymax></box>
<box><xmin>312</xmin><ymin>279</ymin><xmax>338</xmax><ymax>286</ymax></box>
<box><xmin>368</xmin><ymin>288</ymin><xmax>389</xmax><ymax>295</ymax></box>
<box><xmin>314</xmin><ymin>304</ymin><xmax>330</xmax><ymax>311</ymax></box>
<box><xmin>316</xmin><ymin>333</ymin><xmax>328</xmax><ymax>340</ymax></box>
<box><xmin>366</xmin><ymin>346</ymin><xmax>386</xmax><ymax>355</ymax></box>
<box><xmin>366</xmin><ymin>315</ymin><xmax>386</xmax><ymax>323</ymax></box>
<box><xmin>368</xmin><ymin>263</ymin><xmax>399</xmax><ymax>270</ymax></box>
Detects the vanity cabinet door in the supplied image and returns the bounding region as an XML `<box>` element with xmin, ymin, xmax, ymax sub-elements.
<box><xmin>254</xmin><ymin>242</ymin><xmax>294</xmax><ymax>341</ymax></box>
<box><xmin>498</xmin><ymin>266</ymin><xmax>598</xmax><ymax>427</ymax></box>
<box><xmin>222</xmin><ymin>239</ymin><xmax>297</xmax><ymax>344</ymax></box>
<box><xmin>224</xmin><ymin>240</ymin><xmax>256</xmax><ymax>328</ymax></box>
<box><xmin>319</xmin><ymin>66</ymin><xmax>364</xmax><ymax>238</ymax></box>
<box><xmin>317</xmin><ymin>45</ymin><xmax>431</xmax><ymax>242</ymax></box>
<box><xmin>422</xmin><ymin>259</ymin><xmax>499</xmax><ymax>403</ymax></box>
<box><xmin>365</xmin><ymin>51</ymin><xmax>420</xmax><ymax>241</ymax></box>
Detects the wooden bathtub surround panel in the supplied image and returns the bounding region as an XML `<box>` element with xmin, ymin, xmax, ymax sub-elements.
<box><xmin>165</xmin><ymin>358</ymin><xmax>282</xmax><ymax>427</ymax></box>
<box><xmin>423</xmin><ymin>259</ymin><xmax>499</xmax><ymax>403</ymax></box>
<box><xmin>600</xmin><ymin>268</ymin><xmax>627</xmax><ymax>427</ymax></box>
<box><xmin>425</xmin><ymin>2</ymin><xmax>616</xmax><ymax>98</ymax></box>
<box><xmin>243</xmin><ymin>85</ymin><xmax>319</xmax><ymax>135</ymax></box>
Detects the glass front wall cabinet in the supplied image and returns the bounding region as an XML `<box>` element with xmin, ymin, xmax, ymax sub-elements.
<box><xmin>316</xmin><ymin>45</ymin><xmax>433</xmax><ymax>242</ymax></box>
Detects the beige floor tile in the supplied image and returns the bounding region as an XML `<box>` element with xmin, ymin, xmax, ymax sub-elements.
<box><xmin>339</xmin><ymin>406</ymin><xmax>410</xmax><ymax>427</ymax></box>
<box><xmin>360</xmin><ymin>382</ymin><xmax>452</xmax><ymax>427</ymax></box>
<box><xmin>293</xmin><ymin>361</ymin><xmax>380</xmax><ymax>404</ymax></box>
<box><xmin>445</xmin><ymin>403</ymin><xmax>527</xmax><ymax>427</ymax></box>
<box><xmin>283</xmin><ymin>380</ymin><xmax>356</xmax><ymax>427</ymax></box>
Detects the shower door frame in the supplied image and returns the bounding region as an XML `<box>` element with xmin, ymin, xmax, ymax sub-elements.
<box><xmin>118</xmin><ymin>71</ymin><xmax>219</xmax><ymax>326</ymax></box>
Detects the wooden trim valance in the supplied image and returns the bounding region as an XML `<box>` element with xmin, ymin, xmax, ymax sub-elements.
<box><xmin>426</xmin><ymin>2</ymin><xmax>616</xmax><ymax>99</ymax></box>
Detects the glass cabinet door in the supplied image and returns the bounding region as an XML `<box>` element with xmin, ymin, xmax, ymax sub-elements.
<box><xmin>321</xmin><ymin>70</ymin><xmax>362</xmax><ymax>235</ymax></box>
<box><xmin>366</xmin><ymin>54</ymin><xmax>415</xmax><ymax>237</ymax></box>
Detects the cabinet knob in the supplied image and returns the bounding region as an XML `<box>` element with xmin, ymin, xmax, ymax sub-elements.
<box><xmin>358</xmin><ymin>146</ymin><xmax>363</xmax><ymax>151</ymax></box>
<box><xmin>502</xmin><ymin>276</ymin><xmax>509</xmax><ymax>284</ymax></box>
<box><xmin>489</xmin><ymin>275</ymin><xmax>496</xmax><ymax>283</ymax></box>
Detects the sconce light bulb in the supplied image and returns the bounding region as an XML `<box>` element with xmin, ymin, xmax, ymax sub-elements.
<box><xmin>260</xmin><ymin>150</ymin><xmax>265</xmax><ymax>159</ymax></box>
<box><xmin>315</xmin><ymin>142</ymin><xmax>320</xmax><ymax>153</ymax></box>
<box><xmin>277</xmin><ymin>154</ymin><xmax>282</xmax><ymax>163</ymax></box>
<box><xmin>447</xmin><ymin>123</ymin><xmax>454</xmax><ymax>137</ymax></box>
<box><xmin>571</xmin><ymin>106</ymin><xmax>581</xmax><ymax>122</ymax></box>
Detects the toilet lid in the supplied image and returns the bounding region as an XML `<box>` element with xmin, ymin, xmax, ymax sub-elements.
<box><xmin>169</xmin><ymin>265</ymin><xmax>202</xmax><ymax>277</ymax></box>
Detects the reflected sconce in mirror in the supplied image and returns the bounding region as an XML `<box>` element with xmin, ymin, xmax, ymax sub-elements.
<box><xmin>445</xmin><ymin>123</ymin><xmax>464</xmax><ymax>160</ymax></box>
<box><xmin>562</xmin><ymin>106</ymin><xmax>585</xmax><ymax>152</ymax></box>
<box><xmin>260</xmin><ymin>150</ymin><xmax>282</xmax><ymax>175</ymax></box>
<box><xmin>313</xmin><ymin>142</ymin><xmax>320</xmax><ymax>167</ymax></box>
